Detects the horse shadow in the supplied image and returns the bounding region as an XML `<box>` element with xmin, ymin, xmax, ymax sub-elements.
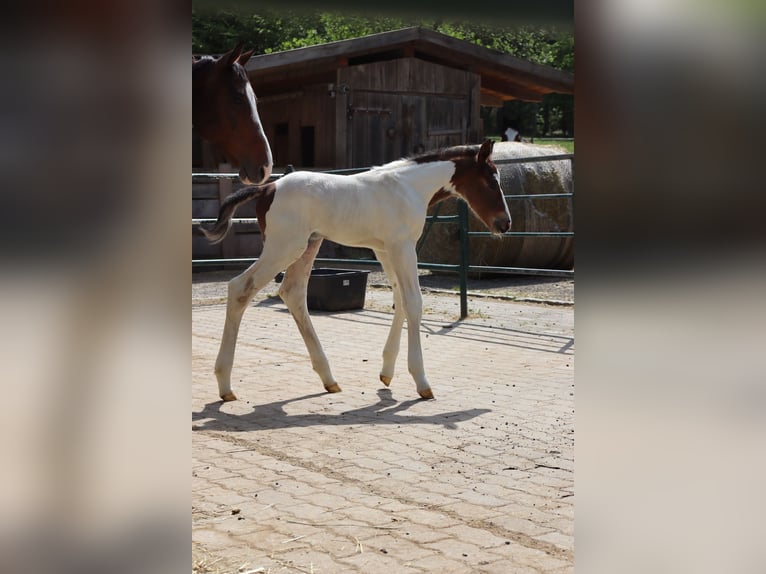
<box><xmin>192</xmin><ymin>388</ymin><xmax>491</xmax><ymax>432</ymax></box>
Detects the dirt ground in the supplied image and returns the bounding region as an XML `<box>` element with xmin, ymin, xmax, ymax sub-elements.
<box><xmin>192</xmin><ymin>268</ymin><xmax>574</xmax><ymax>308</ymax></box>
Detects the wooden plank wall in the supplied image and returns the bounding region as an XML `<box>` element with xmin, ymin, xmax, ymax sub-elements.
<box><xmin>338</xmin><ymin>58</ymin><xmax>481</xmax><ymax>167</ymax></box>
<box><xmin>257</xmin><ymin>85</ymin><xmax>336</xmax><ymax>169</ymax></box>
<box><xmin>192</xmin><ymin>169</ymin><xmax>263</xmax><ymax>261</ymax></box>
<box><xmin>250</xmin><ymin>57</ymin><xmax>480</xmax><ymax>170</ymax></box>
<box><xmin>192</xmin><ymin>176</ymin><xmax>221</xmax><ymax>259</ymax></box>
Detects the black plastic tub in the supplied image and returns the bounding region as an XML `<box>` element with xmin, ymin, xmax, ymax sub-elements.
<box><xmin>275</xmin><ymin>268</ymin><xmax>371</xmax><ymax>312</ymax></box>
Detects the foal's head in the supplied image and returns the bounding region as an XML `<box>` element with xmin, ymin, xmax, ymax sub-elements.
<box><xmin>448</xmin><ymin>140</ymin><xmax>512</xmax><ymax>235</ymax></box>
<box><xmin>193</xmin><ymin>43</ymin><xmax>273</xmax><ymax>184</ymax></box>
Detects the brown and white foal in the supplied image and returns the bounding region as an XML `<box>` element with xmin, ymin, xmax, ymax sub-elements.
<box><xmin>202</xmin><ymin>139</ymin><xmax>511</xmax><ymax>402</ymax></box>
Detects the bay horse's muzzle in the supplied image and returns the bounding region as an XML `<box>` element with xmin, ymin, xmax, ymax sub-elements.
<box><xmin>240</xmin><ymin>162</ymin><xmax>273</xmax><ymax>185</ymax></box>
<box><xmin>493</xmin><ymin>214</ymin><xmax>512</xmax><ymax>235</ymax></box>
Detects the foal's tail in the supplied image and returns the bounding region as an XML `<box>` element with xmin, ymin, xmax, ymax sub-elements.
<box><xmin>200</xmin><ymin>183</ymin><xmax>270</xmax><ymax>244</ymax></box>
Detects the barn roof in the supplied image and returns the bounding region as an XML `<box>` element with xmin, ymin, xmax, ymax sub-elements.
<box><xmin>243</xmin><ymin>26</ymin><xmax>573</xmax><ymax>104</ymax></box>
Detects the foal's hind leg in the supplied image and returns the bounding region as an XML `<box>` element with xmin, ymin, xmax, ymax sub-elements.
<box><xmin>278</xmin><ymin>238</ymin><xmax>341</xmax><ymax>393</ymax></box>
<box><xmin>215</xmin><ymin>244</ymin><xmax>307</xmax><ymax>401</ymax></box>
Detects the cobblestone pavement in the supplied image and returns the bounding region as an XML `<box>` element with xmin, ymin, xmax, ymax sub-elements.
<box><xmin>193</xmin><ymin>282</ymin><xmax>574</xmax><ymax>573</ymax></box>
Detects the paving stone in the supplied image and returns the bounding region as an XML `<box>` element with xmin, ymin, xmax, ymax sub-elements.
<box><xmin>193</xmin><ymin>287</ymin><xmax>573</xmax><ymax>572</ymax></box>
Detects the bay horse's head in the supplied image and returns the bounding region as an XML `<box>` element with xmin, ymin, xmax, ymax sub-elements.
<box><xmin>448</xmin><ymin>140</ymin><xmax>512</xmax><ymax>235</ymax></box>
<box><xmin>193</xmin><ymin>43</ymin><xmax>273</xmax><ymax>184</ymax></box>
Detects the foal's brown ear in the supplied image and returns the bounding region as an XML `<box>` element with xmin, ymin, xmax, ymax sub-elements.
<box><xmin>478</xmin><ymin>139</ymin><xmax>494</xmax><ymax>163</ymax></box>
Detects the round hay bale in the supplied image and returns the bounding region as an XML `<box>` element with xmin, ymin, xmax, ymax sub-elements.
<box><xmin>417</xmin><ymin>142</ymin><xmax>573</xmax><ymax>272</ymax></box>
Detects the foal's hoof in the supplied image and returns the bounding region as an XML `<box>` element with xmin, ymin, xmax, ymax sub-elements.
<box><xmin>418</xmin><ymin>388</ymin><xmax>435</xmax><ymax>400</ymax></box>
<box><xmin>379</xmin><ymin>374</ymin><xmax>392</xmax><ymax>387</ymax></box>
<box><xmin>325</xmin><ymin>383</ymin><xmax>342</xmax><ymax>393</ymax></box>
<box><xmin>220</xmin><ymin>392</ymin><xmax>238</xmax><ymax>402</ymax></box>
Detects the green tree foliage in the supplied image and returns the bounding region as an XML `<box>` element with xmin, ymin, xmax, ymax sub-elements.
<box><xmin>192</xmin><ymin>8</ymin><xmax>573</xmax><ymax>136</ymax></box>
<box><xmin>192</xmin><ymin>9</ymin><xmax>572</xmax><ymax>71</ymax></box>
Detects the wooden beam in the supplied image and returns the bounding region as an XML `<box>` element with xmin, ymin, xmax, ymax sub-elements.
<box><xmin>244</xmin><ymin>28</ymin><xmax>421</xmax><ymax>73</ymax></box>
<box><xmin>481</xmin><ymin>75</ymin><xmax>546</xmax><ymax>102</ymax></box>
<box><xmin>249</xmin><ymin>66</ymin><xmax>335</xmax><ymax>88</ymax></box>
<box><xmin>480</xmin><ymin>91</ymin><xmax>505</xmax><ymax>107</ymax></box>
<box><xmin>335</xmin><ymin>68</ymin><xmax>349</xmax><ymax>168</ymax></box>
<box><xmin>469</xmin><ymin>73</ymin><xmax>481</xmax><ymax>141</ymax></box>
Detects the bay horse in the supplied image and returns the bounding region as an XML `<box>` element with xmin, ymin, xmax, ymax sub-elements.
<box><xmin>193</xmin><ymin>43</ymin><xmax>273</xmax><ymax>184</ymax></box>
<box><xmin>202</xmin><ymin>140</ymin><xmax>511</xmax><ymax>401</ymax></box>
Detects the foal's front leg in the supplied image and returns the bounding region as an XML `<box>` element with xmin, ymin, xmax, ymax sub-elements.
<box><xmin>388</xmin><ymin>242</ymin><xmax>433</xmax><ymax>399</ymax></box>
<box><xmin>278</xmin><ymin>238</ymin><xmax>341</xmax><ymax>393</ymax></box>
<box><xmin>375</xmin><ymin>249</ymin><xmax>404</xmax><ymax>387</ymax></box>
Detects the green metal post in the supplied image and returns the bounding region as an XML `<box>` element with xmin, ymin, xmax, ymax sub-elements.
<box><xmin>457</xmin><ymin>199</ymin><xmax>469</xmax><ymax>320</ymax></box>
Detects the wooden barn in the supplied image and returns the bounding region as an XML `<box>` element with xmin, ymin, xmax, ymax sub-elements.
<box><xmin>193</xmin><ymin>26</ymin><xmax>573</xmax><ymax>171</ymax></box>
<box><xmin>193</xmin><ymin>27</ymin><xmax>574</xmax><ymax>264</ymax></box>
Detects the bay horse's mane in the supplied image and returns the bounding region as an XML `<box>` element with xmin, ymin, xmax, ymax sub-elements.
<box><xmin>192</xmin><ymin>56</ymin><xmax>214</xmax><ymax>70</ymax></box>
<box><xmin>193</xmin><ymin>54</ymin><xmax>249</xmax><ymax>82</ymax></box>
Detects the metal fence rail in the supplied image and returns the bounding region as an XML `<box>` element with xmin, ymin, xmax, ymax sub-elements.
<box><xmin>193</xmin><ymin>153</ymin><xmax>573</xmax><ymax>318</ymax></box>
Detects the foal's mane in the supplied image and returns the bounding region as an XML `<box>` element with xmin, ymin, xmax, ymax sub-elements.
<box><xmin>410</xmin><ymin>144</ymin><xmax>482</xmax><ymax>165</ymax></box>
<box><xmin>370</xmin><ymin>144</ymin><xmax>482</xmax><ymax>172</ymax></box>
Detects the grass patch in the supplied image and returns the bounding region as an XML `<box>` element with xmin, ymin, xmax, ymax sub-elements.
<box><xmin>486</xmin><ymin>136</ymin><xmax>574</xmax><ymax>154</ymax></box>
<box><xmin>535</xmin><ymin>138</ymin><xmax>574</xmax><ymax>153</ymax></box>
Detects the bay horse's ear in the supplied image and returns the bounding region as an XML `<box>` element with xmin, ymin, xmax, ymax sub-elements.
<box><xmin>478</xmin><ymin>139</ymin><xmax>494</xmax><ymax>163</ymax></box>
<box><xmin>237</xmin><ymin>49</ymin><xmax>254</xmax><ymax>67</ymax></box>
<box><xmin>222</xmin><ymin>42</ymin><xmax>245</xmax><ymax>67</ymax></box>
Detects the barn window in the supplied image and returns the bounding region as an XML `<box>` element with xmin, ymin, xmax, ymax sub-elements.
<box><xmin>301</xmin><ymin>126</ymin><xmax>315</xmax><ymax>167</ymax></box>
<box><xmin>192</xmin><ymin>128</ymin><xmax>203</xmax><ymax>168</ymax></box>
<box><xmin>274</xmin><ymin>122</ymin><xmax>289</xmax><ymax>167</ymax></box>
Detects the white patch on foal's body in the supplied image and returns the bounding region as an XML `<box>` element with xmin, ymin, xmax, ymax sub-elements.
<box><xmin>265</xmin><ymin>160</ymin><xmax>457</xmax><ymax>251</ymax></box>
